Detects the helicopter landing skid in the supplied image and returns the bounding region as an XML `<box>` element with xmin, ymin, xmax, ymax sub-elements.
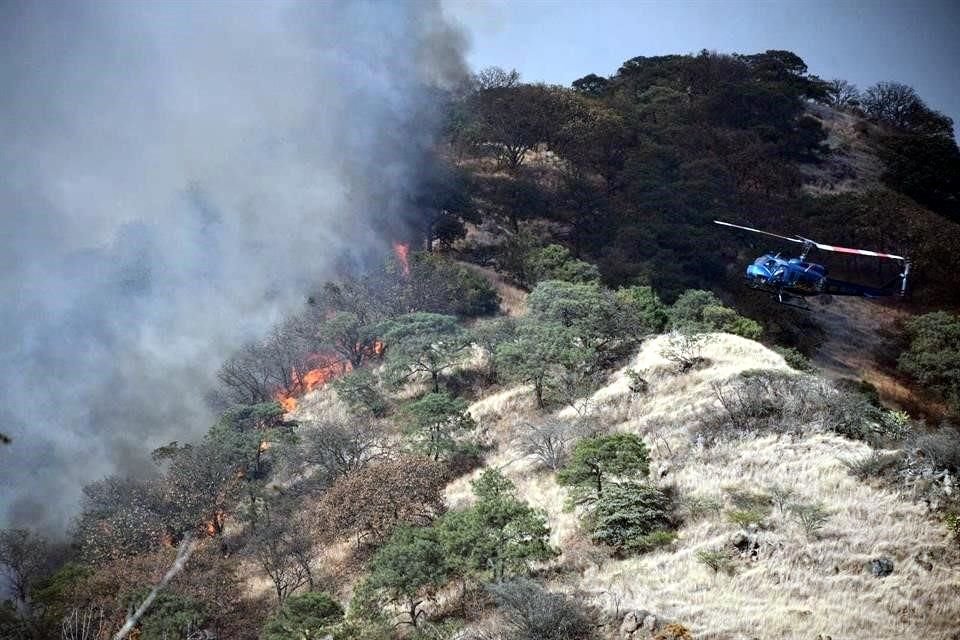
<box><xmin>776</xmin><ymin>289</ymin><xmax>812</xmax><ymax>311</ymax></box>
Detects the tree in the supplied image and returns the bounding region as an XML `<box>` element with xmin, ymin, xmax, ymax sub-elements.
<box><xmin>587</xmin><ymin>482</ymin><xmax>675</xmax><ymax>555</ymax></box>
<box><xmin>898</xmin><ymin>311</ymin><xmax>960</xmax><ymax>410</ymax></box>
<box><xmin>299</xmin><ymin>418</ymin><xmax>385</xmax><ymax>480</ymax></box>
<box><xmin>378</xmin><ymin>313</ymin><xmax>470</xmax><ymax>392</ymax></box>
<box><xmin>862</xmin><ymin>82</ymin><xmax>954</xmax><ymax>136</ymax></box>
<box><xmin>572</xmin><ymin>73</ymin><xmax>610</xmax><ymax>97</ymax></box>
<box><xmin>73</xmin><ymin>477</ymin><xmax>170</xmax><ymax>564</ymax></box>
<box><xmin>517</xmin><ymin>419</ymin><xmax>584</xmax><ymax>471</ymax></box>
<box><xmin>0</xmin><ymin>528</ymin><xmax>53</xmax><ymax>614</ymax></box>
<box><xmin>246</xmin><ymin>495</ymin><xmax>317</xmax><ymax>605</ymax></box>
<box><xmin>316</xmin><ymin>456</ymin><xmax>447</xmax><ymax>545</ymax></box>
<box><xmin>317</xmin><ymin>311</ymin><xmax>373</xmax><ymax>368</ymax></box>
<box><xmin>825</xmin><ymin>79</ymin><xmax>860</xmax><ymax>107</ymax></box>
<box><xmin>121</xmin><ymin>588</ymin><xmax>207</xmax><ymax>640</ymax></box>
<box><xmin>261</xmin><ymin>592</ymin><xmax>344</xmax><ymax>640</ymax></box>
<box><xmin>364</xmin><ymin>526</ymin><xmax>449</xmax><ymax>627</ymax></box>
<box><xmin>557</xmin><ymin>434</ymin><xmax>650</xmax><ymax>502</ymax></box>
<box><xmin>331</xmin><ymin>369</ymin><xmax>389</xmax><ymax>418</ymax></box>
<box><xmin>470</xmin><ymin>316</ymin><xmax>517</xmax><ymax>382</ymax></box>
<box><xmin>496</xmin><ymin>320</ymin><xmax>591</xmax><ymax>409</ymax></box>
<box><xmin>526</xmin><ymin>245</ymin><xmax>600</xmax><ymax>285</ymax></box>
<box><xmin>436</xmin><ymin>470</ymin><xmax>554</xmax><ymax>582</ymax></box>
<box><xmin>401</xmin><ymin>392</ymin><xmax>476</xmax><ymax>461</ymax></box>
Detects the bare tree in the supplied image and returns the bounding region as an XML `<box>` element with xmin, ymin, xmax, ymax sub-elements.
<box><xmin>825</xmin><ymin>79</ymin><xmax>859</xmax><ymax>107</ymax></box>
<box><xmin>246</xmin><ymin>499</ymin><xmax>312</xmax><ymax>606</ymax></box>
<box><xmin>516</xmin><ymin>420</ymin><xmax>583</xmax><ymax>471</ymax></box>
<box><xmin>300</xmin><ymin>419</ymin><xmax>385</xmax><ymax>480</ymax></box>
<box><xmin>0</xmin><ymin>528</ymin><xmax>52</xmax><ymax>614</ymax></box>
<box><xmin>60</xmin><ymin>607</ymin><xmax>106</xmax><ymax>640</ymax></box>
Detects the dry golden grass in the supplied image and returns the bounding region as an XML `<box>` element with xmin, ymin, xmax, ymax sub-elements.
<box><xmin>452</xmin><ymin>333</ymin><xmax>960</xmax><ymax>639</ymax></box>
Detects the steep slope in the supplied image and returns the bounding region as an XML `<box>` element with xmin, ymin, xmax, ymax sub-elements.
<box><xmin>446</xmin><ymin>334</ymin><xmax>960</xmax><ymax>640</ymax></box>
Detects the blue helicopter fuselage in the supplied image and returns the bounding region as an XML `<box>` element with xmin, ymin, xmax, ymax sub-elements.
<box><xmin>745</xmin><ymin>254</ymin><xmax>827</xmax><ymax>294</ymax></box>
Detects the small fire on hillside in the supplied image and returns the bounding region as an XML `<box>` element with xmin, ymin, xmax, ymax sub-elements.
<box><xmin>274</xmin><ymin>353</ymin><xmax>350</xmax><ymax>412</ymax></box>
<box><xmin>273</xmin><ymin>341</ymin><xmax>385</xmax><ymax>412</ymax></box>
<box><xmin>393</xmin><ymin>241</ymin><xmax>410</xmax><ymax>277</ymax></box>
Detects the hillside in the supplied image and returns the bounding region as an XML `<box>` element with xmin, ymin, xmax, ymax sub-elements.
<box><xmin>285</xmin><ymin>332</ymin><xmax>960</xmax><ymax>639</ymax></box>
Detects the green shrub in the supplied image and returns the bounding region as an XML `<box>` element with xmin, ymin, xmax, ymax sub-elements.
<box><xmin>557</xmin><ymin>434</ymin><xmax>650</xmax><ymax>504</ymax></box>
<box><xmin>945</xmin><ymin>512</ymin><xmax>960</xmax><ymax>547</ymax></box>
<box><xmin>669</xmin><ymin>290</ymin><xmax>762</xmax><ymax>338</ymax></box>
<box><xmin>695</xmin><ymin>548</ymin><xmax>733</xmax><ymax>575</ymax></box>
<box><xmin>788</xmin><ymin>502</ymin><xmax>831</xmax><ymax>539</ymax></box>
<box><xmin>262</xmin><ymin>592</ymin><xmax>344</xmax><ymax>640</ymax></box>
<box><xmin>773</xmin><ymin>346</ymin><xmax>813</xmax><ymax>372</ymax></box>
<box><xmin>726</xmin><ymin>508</ymin><xmax>769</xmax><ymax>530</ymax></box>
<box><xmin>587</xmin><ymin>482</ymin><xmax>676</xmax><ymax>556</ymax></box>
<box><xmin>122</xmin><ymin>590</ymin><xmax>207</xmax><ymax>640</ymax></box>
<box><xmin>527</xmin><ymin>244</ymin><xmax>601</xmax><ymax>284</ymax></box>
<box><xmin>331</xmin><ymin>369</ymin><xmax>388</xmax><ymax>418</ymax></box>
<box><xmin>898</xmin><ymin>311</ymin><xmax>960</xmax><ymax>411</ymax></box>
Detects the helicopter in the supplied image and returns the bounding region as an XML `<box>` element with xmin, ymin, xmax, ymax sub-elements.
<box><xmin>714</xmin><ymin>220</ymin><xmax>911</xmax><ymax>308</ymax></box>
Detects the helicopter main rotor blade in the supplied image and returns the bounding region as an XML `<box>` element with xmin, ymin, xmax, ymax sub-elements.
<box><xmin>796</xmin><ymin>237</ymin><xmax>906</xmax><ymax>261</ymax></box>
<box><xmin>713</xmin><ymin>220</ymin><xmax>804</xmax><ymax>245</ymax></box>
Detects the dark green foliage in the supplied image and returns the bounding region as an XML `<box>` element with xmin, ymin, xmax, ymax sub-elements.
<box><xmin>436</xmin><ymin>470</ymin><xmax>554</xmax><ymax>581</ymax></box>
<box><xmin>669</xmin><ymin>290</ymin><xmax>761</xmax><ymax>338</ymax></box>
<box><xmin>261</xmin><ymin>592</ymin><xmax>344</xmax><ymax>640</ymax></box>
<box><xmin>616</xmin><ymin>285</ymin><xmax>669</xmax><ymax>334</ymax></box>
<box><xmin>557</xmin><ymin>434</ymin><xmax>650</xmax><ymax>502</ymax></box>
<box><xmin>496</xmin><ymin>320</ymin><xmax>592</xmax><ymax>409</ymax></box>
<box><xmin>123</xmin><ymin>588</ymin><xmax>207</xmax><ymax>640</ymax></box>
<box><xmin>487</xmin><ymin>578</ymin><xmax>596</xmax><ymax>640</ymax></box>
<box><xmin>379</xmin><ymin>313</ymin><xmax>470</xmax><ymax>392</ymax></box>
<box><xmin>365</xmin><ymin>527</ymin><xmax>450</xmax><ymax>627</ymax></box>
<box><xmin>879</xmin><ymin>133</ymin><xmax>960</xmax><ymax>221</ymax></box>
<box><xmin>774</xmin><ymin>346</ymin><xmax>813</xmax><ymax>372</ymax></box>
<box><xmin>587</xmin><ymin>482</ymin><xmax>676</xmax><ymax>556</ymax></box>
<box><xmin>898</xmin><ymin>312</ymin><xmax>960</xmax><ymax>411</ymax></box>
<box><xmin>331</xmin><ymin>369</ymin><xmax>388</xmax><ymax>418</ymax></box>
<box><xmin>401</xmin><ymin>392</ymin><xmax>476</xmax><ymax>461</ymax></box>
<box><xmin>406</xmin><ymin>253</ymin><xmax>501</xmax><ymax>317</ymax></box>
<box><xmin>526</xmin><ymin>244</ymin><xmax>600</xmax><ymax>285</ymax></box>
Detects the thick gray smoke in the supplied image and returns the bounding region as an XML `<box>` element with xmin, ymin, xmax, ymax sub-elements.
<box><xmin>0</xmin><ymin>0</ymin><xmax>467</xmax><ymax>531</ymax></box>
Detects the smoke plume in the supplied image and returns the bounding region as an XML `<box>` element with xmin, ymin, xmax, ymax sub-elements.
<box><xmin>0</xmin><ymin>0</ymin><xmax>468</xmax><ymax>531</ymax></box>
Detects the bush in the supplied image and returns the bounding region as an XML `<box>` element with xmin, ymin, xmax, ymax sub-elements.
<box><xmin>898</xmin><ymin>311</ymin><xmax>960</xmax><ymax>411</ymax></box>
<box><xmin>840</xmin><ymin>450</ymin><xmax>902</xmax><ymax>479</ymax></box>
<box><xmin>487</xmin><ymin>578</ymin><xmax>596</xmax><ymax>640</ymax></box>
<box><xmin>669</xmin><ymin>290</ymin><xmax>761</xmax><ymax>338</ymax></box>
<box><xmin>912</xmin><ymin>426</ymin><xmax>960</xmax><ymax>474</ymax></box>
<box><xmin>788</xmin><ymin>502</ymin><xmax>831</xmax><ymax>539</ymax></box>
<box><xmin>661</xmin><ymin>331</ymin><xmax>709</xmax><ymax>373</ymax></box>
<box><xmin>695</xmin><ymin>548</ymin><xmax>733</xmax><ymax>575</ymax></box>
<box><xmin>261</xmin><ymin>592</ymin><xmax>344</xmax><ymax>640</ymax></box>
<box><xmin>587</xmin><ymin>482</ymin><xmax>676</xmax><ymax>556</ymax></box>
<box><xmin>773</xmin><ymin>346</ymin><xmax>813</xmax><ymax>372</ymax></box>
<box><xmin>726</xmin><ymin>508</ymin><xmax>769</xmax><ymax>530</ymax></box>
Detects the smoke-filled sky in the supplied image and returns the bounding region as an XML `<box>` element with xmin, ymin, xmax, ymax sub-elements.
<box><xmin>0</xmin><ymin>0</ymin><xmax>467</xmax><ymax>530</ymax></box>
<box><xmin>448</xmin><ymin>0</ymin><xmax>960</xmax><ymax>133</ymax></box>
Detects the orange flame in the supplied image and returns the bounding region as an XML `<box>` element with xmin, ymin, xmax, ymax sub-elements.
<box><xmin>392</xmin><ymin>242</ymin><xmax>410</xmax><ymax>277</ymax></box>
<box><xmin>274</xmin><ymin>353</ymin><xmax>351</xmax><ymax>412</ymax></box>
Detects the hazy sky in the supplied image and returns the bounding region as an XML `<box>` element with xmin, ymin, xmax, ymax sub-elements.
<box><xmin>447</xmin><ymin>0</ymin><xmax>960</xmax><ymax>129</ymax></box>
